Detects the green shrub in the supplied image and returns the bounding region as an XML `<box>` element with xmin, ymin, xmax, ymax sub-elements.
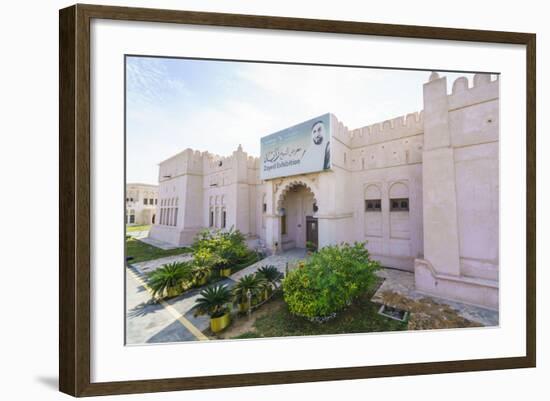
<box><xmin>282</xmin><ymin>242</ymin><xmax>380</xmax><ymax>319</ymax></box>
<box><xmin>147</xmin><ymin>261</ymin><xmax>193</xmax><ymax>299</ymax></box>
<box><xmin>192</xmin><ymin>228</ymin><xmax>252</xmax><ymax>273</ymax></box>
<box><xmin>193</xmin><ymin>247</ymin><xmax>222</xmax><ymax>268</ymax></box>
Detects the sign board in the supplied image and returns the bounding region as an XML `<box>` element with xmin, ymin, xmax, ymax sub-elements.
<box><xmin>260</xmin><ymin>113</ymin><xmax>332</xmax><ymax>180</ymax></box>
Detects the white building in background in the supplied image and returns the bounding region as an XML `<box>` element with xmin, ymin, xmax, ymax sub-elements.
<box><xmin>149</xmin><ymin>73</ymin><xmax>499</xmax><ymax>310</ymax></box>
<box><xmin>126</xmin><ymin>183</ymin><xmax>159</xmax><ymax>225</ymax></box>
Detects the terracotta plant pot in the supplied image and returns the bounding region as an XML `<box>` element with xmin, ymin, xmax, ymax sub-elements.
<box><xmin>210</xmin><ymin>312</ymin><xmax>231</xmax><ymax>333</ymax></box>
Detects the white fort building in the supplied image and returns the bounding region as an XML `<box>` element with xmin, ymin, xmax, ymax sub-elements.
<box><xmin>126</xmin><ymin>183</ymin><xmax>159</xmax><ymax>225</ymax></box>
<box><xmin>149</xmin><ymin>73</ymin><xmax>499</xmax><ymax>310</ymax></box>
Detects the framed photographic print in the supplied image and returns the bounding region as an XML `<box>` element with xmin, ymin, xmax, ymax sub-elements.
<box><xmin>59</xmin><ymin>3</ymin><xmax>536</xmax><ymax>397</ymax></box>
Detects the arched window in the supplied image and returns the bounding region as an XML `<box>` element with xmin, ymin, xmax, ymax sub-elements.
<box><xmin>389</xmin><ymin>182</ymin><xmax>409</xmax><ymax>211</ymax></box>
<box><xmin>364</xmin><ymin>185</ymin><xmax>382</xmax><ymax>212</ymax></box>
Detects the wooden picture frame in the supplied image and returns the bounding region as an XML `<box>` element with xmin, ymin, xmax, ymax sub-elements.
<box><xmin>59</xmin><ymin>3</ymin><xmax>536</xmax><ymax>397</ymax></box>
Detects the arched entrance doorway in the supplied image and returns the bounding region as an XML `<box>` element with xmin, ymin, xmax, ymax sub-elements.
<box><xmin>278</xmin><ymin>183</ymin><xmax>318</xmax><ymax>250</ymax></box>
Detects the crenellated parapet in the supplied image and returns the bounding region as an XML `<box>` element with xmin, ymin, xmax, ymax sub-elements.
<box><xmin>330</xmin><ymin>116</ymin><xmax>353</xmax><ymax>147</ymax></box>
<box><xmin>158</xmin><ymin>148</ymin><xmax>204</xmax><ymax>181</ymax></box>
<box><xmin>349</xmin><ymin>111</ymin><xmax>424</xmax><ymax>148</ymax></box>
<box><xmin>448</xmin><ymin>73</ymin><xmax>499</xmax><ymax>110</ymax></box>
<box><xmin>202</xmin><ymin>145</ymin><xmax>260</xmax><ymax>175</ymax></box>
<box><xmin>247</xmin><ymin>155</ymin><xmax>260</xmax><ymax>169</ymax></box>
<box><xmin>203</xmin><ymin>151</ymin><xmax>235</xmax><ymax>174</ymax></box>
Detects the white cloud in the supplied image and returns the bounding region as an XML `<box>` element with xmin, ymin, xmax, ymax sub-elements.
<box><xmin>127</xmin><ymin>58</ymin><xmax>482</xmax><ymax>184</ymax></box>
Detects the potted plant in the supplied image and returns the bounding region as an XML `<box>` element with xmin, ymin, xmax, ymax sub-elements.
<box><xmin>147</xmin><ymin>262</ymin><xmax>192</xmax><ymax>300</ymax></box>
<box><xmin>218</xmin><ymin>264</ymin><xmax>232</xmax><ymax>278</ymax></box>
<box><xmin>193</xmin><ymin>284</ymin><xmax>232</xmax><ymax>333</ymax></box>
<box><xmin>255</xmin><ymin>265</ymin><xmax>283</xmax><ymax>300</ymax></box>
<box><xmin>231</xmin><ymin>274</ymin><xmax>265</xmax><ymax>313</ymax></box>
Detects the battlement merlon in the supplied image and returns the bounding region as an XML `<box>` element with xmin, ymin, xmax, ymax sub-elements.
<box><xmin>157</xmin><ymin>145</ymin><xmax>260</xmax><ymax>183</ymax></box>
<box><xmin>346</xmin><ymin>111</ymin><xmax>424</xmax><ymax>149</ymax></box>
<box><xmin>448</xmin><ymin>73</ymin><xmax>499</xmax><ymax>111</ymax></box>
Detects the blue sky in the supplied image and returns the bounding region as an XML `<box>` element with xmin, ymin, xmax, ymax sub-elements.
<box><xmin>126</xmin><ymin>56</ymin><xmax>478</xmax><ymax>184</ymax></box>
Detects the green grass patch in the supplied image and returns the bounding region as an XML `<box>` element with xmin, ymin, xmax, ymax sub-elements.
<box><xmin>126</xmin><ymin>237</ymin><xmax>191</xmax><ymax>263</ymax></box>
<box><xmin>126</xmin><ymin>224</ymin><xmax>151</xmax><ymax>232</ymax></box>
<box><xmin>231</xmin><ymin>280</ymin><xmax>407</xmax><ymax>339</ymax></box>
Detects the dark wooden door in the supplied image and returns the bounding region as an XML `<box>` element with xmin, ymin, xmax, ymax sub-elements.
<box><xmin>306</xmin><ymin>216</ymin><xmax>318</xmax><ymax>249</ymax></box>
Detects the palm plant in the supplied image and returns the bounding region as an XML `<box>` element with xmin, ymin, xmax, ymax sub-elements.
<box><xmin>232</xmin><ymin>274</ymin><xmax>266</xmax><ymax>309</ymax></box>
<box><xmin>147</xmin><ymin>262</ymin><xmax>192</xmax><ymax>299</ymax></box>
<box><xmin>193</xmin><ymin>285</ymin><xmax>232</xmax><ymax>318</ymax></box>
<box><xmin>256</xmin><ymin>265</ymin><xmax>284</xmax><ymax>289</ymax></box>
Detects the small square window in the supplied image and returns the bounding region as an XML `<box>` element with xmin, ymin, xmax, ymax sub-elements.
<box><xmin>365</xmin><ymin>199</ymin><xmax>381</xmax><ymax>212</ymax></box>
<box><xmin>390</xmin><ymin>198</ymin><xmax>409</xmax><ymax>211</ymax></box>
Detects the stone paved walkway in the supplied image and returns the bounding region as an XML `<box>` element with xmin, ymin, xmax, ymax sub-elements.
<box><xmin>132</xmin><ymin>253</ymin><xmax>193</xmax><ymax>276</ymax></box>
<box><xmin>126</xmin><ymin>267</ymin><xmax>200</xmax><ymax>344</ymax></box>
<box><xmin>126</xmin><ymin>230</ymin><xmax>149</xmax><ymax>239</ymax></box>
<box><xmin>372</xmin><ymin>268</ymin><xmax>499</xmax><ymax>327</ymax></box>
<box><xmin>230</xmin><ymin>248</ymin><xmax>307</xmax><ymax>280</ymax></box>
